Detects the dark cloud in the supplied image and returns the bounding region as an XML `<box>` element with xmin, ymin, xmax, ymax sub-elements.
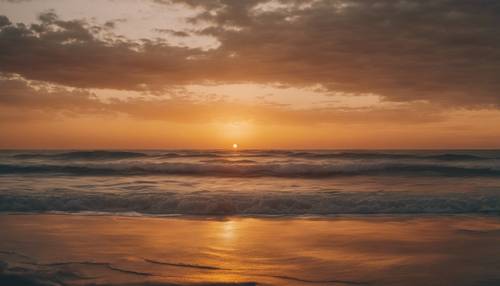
<box><xmin>0</xmin><ymin>13</ymin><xmax>208</xmax><ymax>90</ymax></box>
<box><xmin>0</xmin><ymin>15</ymin><xmax>10</xmax><ymax>27</ymax></box>
<box><xmin>155</xmin><ymin>28</ymin><xmax>190</xmax><ymax>37</ymax></box>
<box><xmin>1</xmin><ymin>1</ymin><xmax>500</xmax><ymax>106</ymax></box>
<box><xmin>104</xmin><ymin>18</ymin><xmax>127</xmax><ymax>29</ymax></box>
<box><xmin>179</xmin><ymin>0</ymin><xmax>500</xmax><ymax>106</ymax></box>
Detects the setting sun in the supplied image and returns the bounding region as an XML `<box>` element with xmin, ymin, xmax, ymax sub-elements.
<box><xmin>232</xmin><ymin>143</ymin><xmax>238</xmax><ymax>149</ymax></box>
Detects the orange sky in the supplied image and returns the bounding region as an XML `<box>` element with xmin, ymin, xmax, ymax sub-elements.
<box><xmin>1</xmin><ymin>0</ymin><xmax>499</xmax><ymax>149</ymax></box>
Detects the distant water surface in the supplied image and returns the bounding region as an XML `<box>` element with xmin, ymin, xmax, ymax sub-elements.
<box><xmin>0</xmin><ymin>150</ymin><xmax>499</xmax><ymax>215</ymax></box>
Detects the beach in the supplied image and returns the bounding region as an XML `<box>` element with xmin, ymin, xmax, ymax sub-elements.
<box><xmin>1</xmin><ymin>214</ymin><xmax>500</xmax><ymax>286</ymax></box>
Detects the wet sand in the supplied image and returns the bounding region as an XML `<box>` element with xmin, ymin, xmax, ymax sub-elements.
<box><xmin>1</xmin><ymin>214</ymin><xmax>499</xmax><ymax>286</ymax></box>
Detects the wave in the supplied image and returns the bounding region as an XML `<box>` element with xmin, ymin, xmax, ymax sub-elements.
<box><xmin>0</xmin><ymin>161</ymin><xmax>499</xmax><ymax>178</ymax></box>
<box><xmin>156</xmin><ymin>151</ymin><xmax>496</xmax><ymax>161</ymax></box>
<box><xmin>12</xmin><ymin>151</ymin><xmax>147</xmax><ymax>160</ymax></box>
<box><xmin>159</xmin><ymin>152</ymin><xmax>222</xmax><ymax>158</ymax></box>
<box><xmin>0</xmin><ymin>190</ymin><xmax>498</xmax><ymax>215</ymax></box>
<box><xmin>286</xmin><ymin>151</ymin><xmax>497</xmax><ymax>161</ymax></box>
<box><xmin>7</xmin><ymin>150</ymin><xmax>499</xmax><ymax>162</ymax></box>
<box><xmin>425</xmin><ymin>153</ymin><xmax>492</xmax><ymax>161</ymax></box>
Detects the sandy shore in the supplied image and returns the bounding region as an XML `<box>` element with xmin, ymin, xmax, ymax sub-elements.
<box><xmin>1</xmin><ymin>214</ymin><xmax>499</xmax><ymax>286</ymax></box>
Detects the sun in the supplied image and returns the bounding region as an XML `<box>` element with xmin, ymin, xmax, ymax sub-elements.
<box><xmin>232</xmin><ymin>143</ymin><xmax>238</xmax><ymax>149</ymax></box>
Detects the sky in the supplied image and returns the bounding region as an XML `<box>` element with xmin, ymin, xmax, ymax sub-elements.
<box><xmin>0</xmin><ymin>0</ymin><xmax>499</xmax><ymax>149</ymax></box>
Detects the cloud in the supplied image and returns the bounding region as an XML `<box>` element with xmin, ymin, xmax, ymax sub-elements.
<box><xmin>1</xmin><ymin>0</ymin><xmax>500</xmax><ymax>107</ymax></box>
<box><xmin>0</xmin><ymin>15</ymin><xmax>10</xmax><ymax>27</ymax></box>
<box><xmin>178</xmin><ymin>0</ymin><xmax>500</xmax><ymax>106</ymax></box>
<box><xmin>155</xmin><ymin>28</ymin><xmax>191</xmax><ymax>37</ymax></box>
<box><xmin>0</xmin><ymin>75</ymin><xmax>101</xmax><ymax>111</ymax></box>
<box><xmin>0</xmin><ymin>13</ymin><xmax>208</xmax><ymax>90</ymax></box>
<box><xmin>0</xmin><ymin>76</ymin><xmax>445</xmax><ymax>125</ymax></box>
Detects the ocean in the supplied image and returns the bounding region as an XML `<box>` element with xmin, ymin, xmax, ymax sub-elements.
<box><xmin>1</xmin><ymin>149</ymin><xmax>499</xmax><ymax>216</ymax></box>
<box><xmin>1</xmin><ymin>150</ymin><xmax>500</xmax><ymax>285</ymax></box>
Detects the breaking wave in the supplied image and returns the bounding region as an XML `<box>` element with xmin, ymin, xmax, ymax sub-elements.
<box><xmin>0</xmin><ymin>189</ymin><xmax>499</xmax><ymax>215</ymax></box>
<box><xmin>0</xmin><ymin>161</ymin><xmax>499</xmax><ymax>177</ymax></box>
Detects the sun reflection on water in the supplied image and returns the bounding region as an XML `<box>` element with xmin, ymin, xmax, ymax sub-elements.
<box><xmin>220</xmin><ymin>220</ymin><xmax>236</xmax><ymax>241</ymax></box>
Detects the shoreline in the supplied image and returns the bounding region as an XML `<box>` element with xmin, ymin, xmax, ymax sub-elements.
<box><xmin>1</xmin><ymin>214</ymin><xmax>499</xmax><ymax>286</ymax></box>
